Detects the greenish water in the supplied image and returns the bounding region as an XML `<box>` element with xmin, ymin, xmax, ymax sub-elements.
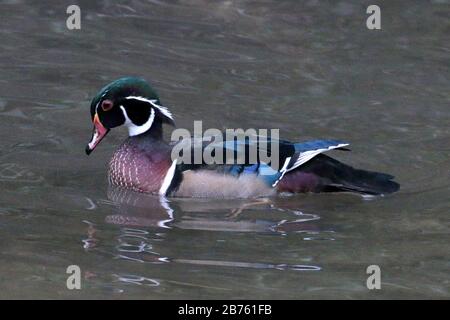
<box><xmin>0</xmin><ymin>0</ymin><xmax>449</xmax><ymax>299</ymax></box>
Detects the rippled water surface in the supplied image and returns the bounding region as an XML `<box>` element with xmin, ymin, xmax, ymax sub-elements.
<box><xmin>0</xmin><ymin>1</ymin><xmax>449</xmax><ymax>299</ymax></box>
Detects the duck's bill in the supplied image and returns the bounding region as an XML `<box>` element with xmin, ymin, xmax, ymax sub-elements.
<box><xmin>85</xmin><ymin>114</ymin><xmax>109</xmax><ymax>155</ymax></box>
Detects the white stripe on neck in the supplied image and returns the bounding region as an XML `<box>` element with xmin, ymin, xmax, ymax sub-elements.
<box><xmin>120</xmin><ymin>105</ymin><xmax>155</xmax><ymax>136</ymax></box>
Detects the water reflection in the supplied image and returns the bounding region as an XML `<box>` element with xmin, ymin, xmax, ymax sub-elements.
<box><xmin>1</xmin><ymin>0</ymin><xmax>447</xmax><ymax>299</ymax></box>
<box><xmin>0</xmin><ymin>163</ymin><xmax>44</xmax><ymax>183</ymax></box>
<box><xmin>80</xmin><ymin>186</ymin><xmax>324</xmax><ymax>279</ymax></box>
<box><xmin>106</xmin><ymin>185</ymin><xmax>324</xmax><ymax>235</ymax></box>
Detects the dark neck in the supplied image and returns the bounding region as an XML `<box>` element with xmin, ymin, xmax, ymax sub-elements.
<box><xmin>127</xmin><ymin>121</ymin><xmax>172</xmax><ymax>154</ymax></box>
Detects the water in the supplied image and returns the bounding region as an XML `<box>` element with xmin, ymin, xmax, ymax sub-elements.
<box><xmin>0</xmin><ymin>0</ymin><xmax>449</xmax><ymax>299</ymax></box>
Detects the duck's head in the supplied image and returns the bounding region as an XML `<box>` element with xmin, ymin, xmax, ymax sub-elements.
<box><xmin>85</xmin><ymin>77</ymin><xmax>175</xmax><ymax>155</ymax></box>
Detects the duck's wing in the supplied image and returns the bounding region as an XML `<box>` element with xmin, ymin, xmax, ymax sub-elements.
<box><xmin>171</xmin><ymin>136</ymin><xmax>349</xmax><ymax>187</ymax></box>
<box><xmin>273</xmin><ymin>139</ymin><xmax>350</xmax><ymax>186</ymax></box>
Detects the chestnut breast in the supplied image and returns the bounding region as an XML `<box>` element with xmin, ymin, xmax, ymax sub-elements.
<box><xmin>108</xmin><ymin>139</ymin><xmax>172</xmax><ymax>194</ymax></box>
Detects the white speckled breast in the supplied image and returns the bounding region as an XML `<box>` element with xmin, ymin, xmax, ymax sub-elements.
<box><xmin>108</xmin><ymin>141</ymin><xmax>172</xmax><ymax>194</ymax></box>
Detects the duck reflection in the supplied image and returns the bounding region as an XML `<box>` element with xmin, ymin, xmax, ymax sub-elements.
<box><xmin>104</xmin><ymin>185</ymin><xmax>322</xmax><ymax>235</ymax></box>
<box><xmin>81</xmin><ymin>185</ymin><xmax>325</xmax><ymax>288</ymax></box>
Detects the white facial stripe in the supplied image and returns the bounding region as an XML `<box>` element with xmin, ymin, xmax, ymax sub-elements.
<box><xmin>159</xmin><ymin>160</ymin><xmax>177</xmax><ymax>196</ymax></box>
<box><xmin>149</xmin><ymin>99</ymin><xmax>173</xmax><ymax>121</ymax></box>
<box><xmin>125</xmin><ymin>96</ymin><xmax>173</xmax><ymax>121</ymax></box>
<box><xmin>120</xmin><ymin>105</ymin><xmax>155</xmax><ymax>136</ymax></box>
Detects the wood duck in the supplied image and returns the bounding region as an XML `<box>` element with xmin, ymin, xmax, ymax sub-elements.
<box><xmin>86</xmin><ymin>77</ymin><xmax>399</xmax><ymax>198</ymax></box>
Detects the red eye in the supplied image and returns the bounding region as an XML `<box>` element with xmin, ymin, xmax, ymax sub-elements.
<box><xmin>101</xmin><ymin>100</ymin><xmax>113</xmax><ymax>111</ymax></box>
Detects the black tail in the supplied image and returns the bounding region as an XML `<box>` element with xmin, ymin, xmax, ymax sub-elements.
<box><xmin>301</xmin><ymin>154</ymin><xmax>400</xmax><ymax>195</ymax></box>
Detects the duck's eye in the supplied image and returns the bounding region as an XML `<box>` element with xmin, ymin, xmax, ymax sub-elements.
<box><xmin>101</xmin><ymin>100</ymin><xmax>114</xmax><ymax>111</ymax></box>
